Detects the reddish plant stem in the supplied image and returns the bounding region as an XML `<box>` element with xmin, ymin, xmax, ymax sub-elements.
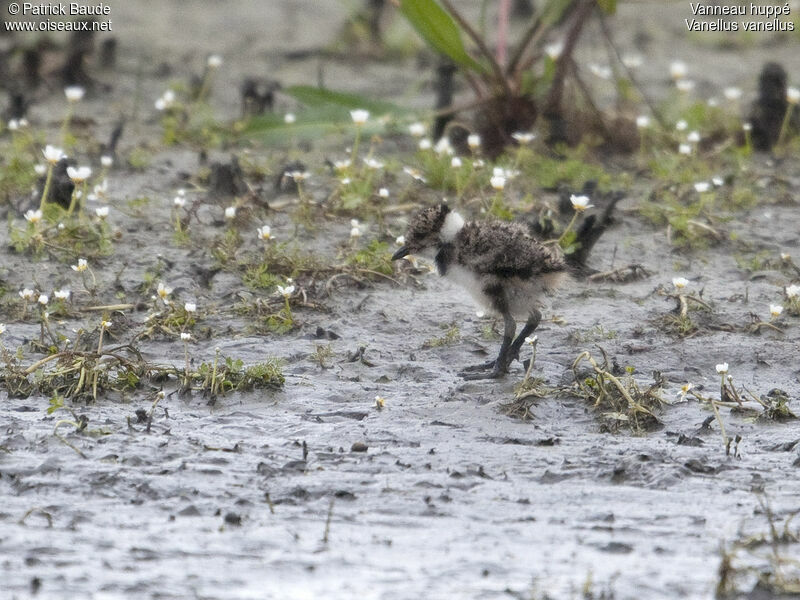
<box><xmin>497</xmin><ymin>0</ymin><xmax>510</xmax><ymax>67</ymax></box>
<box><xmin>543</xmin><ymin>0</ymin><xmax>595</xmax><ymax>116</ymax></box>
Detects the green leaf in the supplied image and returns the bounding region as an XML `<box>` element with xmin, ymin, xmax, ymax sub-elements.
<box><xmin>597</xmin><ymin>0</ymin><xmax>617</xmax><ymax>14</ymax></box>
<box><xmin>398</xmin><ymin>0</ymin><xmax>485</xmax><ymax>73</ymax></box>
<box><xmin>283</xmin><ymin>86</ymin><xmax>403</xmax><ymax>115</ymax></box>
<box><xmin>239</xmin><ymin>86</ymin><xmax>409</xmax><ymax>143</ymax></box>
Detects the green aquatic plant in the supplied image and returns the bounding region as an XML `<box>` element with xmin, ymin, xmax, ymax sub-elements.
<box><xmin>398</xmin><ymin>0</ymin><xmax>616</xmax><ymax>155</ymax></box>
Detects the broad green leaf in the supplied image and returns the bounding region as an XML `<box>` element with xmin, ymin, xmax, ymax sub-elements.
<box><xmin>398</xmin><ymin>0</ymin><xmax>486</xmax><ymax>73</ymax></box>
<box><xmin>283</xmin><ymin>86</ymin><xmax>403</xmax><ymax>115</ymax></box>
<box><xmin>239</xmin><ymin>86</ymin><xmax>409</xmax><ymax>143</ymax></box>
<box><xmin>539</xmin><ymin>0</ymin><xmax>575</xmax><ymax>26</ymax></box>
<box><xmin>597</xmin><ymin>0</ymin><xmax>617</xmax><ymax>14</ymax></box>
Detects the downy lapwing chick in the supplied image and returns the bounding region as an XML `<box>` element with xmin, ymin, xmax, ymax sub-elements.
<box><xmin>392</xmin><ymin>204</ymin><xmax>568</xmax><ymax>380</ymax></box>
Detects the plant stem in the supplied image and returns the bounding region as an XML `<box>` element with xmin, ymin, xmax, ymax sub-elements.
<box><xmin>39</xmin><ymin>164</ymin><xmax>55</xmax><ymax>211</ymax></box>
<box><xmin>351</xmin><ymin>125</ymin><xmax>363</xmax><ymax>165</ymax></box>
<box><xmin>61</xmin><ymin>104</ymin><xmax>74</xmax><ymax>145</ymax></box>
<box><xmin>558</xmin><ymin>211</ymin><xmax>580</xmax><ymax>245</ymax></box>
<box><xmin>776</xmin><ymin>103</ymin><xmax>795</xmax><ymax>147</ymax></box>
<box><xmin>439</xmin><ymin>0</ymin><xmax>511</xmax><ymax>97</ymax></box>
<box><xmin>497</xmin><ymin>0</ymin><xmax>510</xmax><ymax>67</ymax></box>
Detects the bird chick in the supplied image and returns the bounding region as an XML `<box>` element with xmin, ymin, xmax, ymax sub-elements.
<box><xmin>393</xmin><ymin>204</ymin><xmax>568</xmax><ymax>380</ymax></box>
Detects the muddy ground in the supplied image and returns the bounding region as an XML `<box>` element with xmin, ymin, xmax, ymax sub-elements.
<box><xmin>2</xmin><ymin>1</ymin><xmax>800</xmax><ymax>599</ymax></box>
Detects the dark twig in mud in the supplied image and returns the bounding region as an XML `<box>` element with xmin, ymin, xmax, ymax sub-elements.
<box><xmin>586</xmin><ymin>264</ymin><xmax>650</xmax><ymax>283</ymax></box>
<box><xmin>321</xmin><ymin>498</ymin><xmax>335</xmax><ymax>547</ymax></box>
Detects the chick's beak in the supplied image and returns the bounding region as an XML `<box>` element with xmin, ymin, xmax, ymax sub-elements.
<box><xmin>391</xmin><ymin>245</ymin><xmax>410</xmax><ymax>261</ymax></box>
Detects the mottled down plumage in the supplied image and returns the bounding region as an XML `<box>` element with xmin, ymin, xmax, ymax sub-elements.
<box><xmin>392</xmin><ymin>204</ymin><xmax>569</xmax><ymax>380</ymax></box>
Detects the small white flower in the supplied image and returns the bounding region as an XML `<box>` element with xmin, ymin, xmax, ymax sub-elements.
<box><xmin>473</xmin><ymin>159</ymin><xmax>485</xmax><ymax>168</ymax></box>
<box><xmin>694</xmin><ymin>182</ymin><xmax>710</xmax><ymax>193</ymax></box>
<box><xmin>184</xmin><ymin>302</ymin><xmax>197</xmax><ymax>313</ymax></box>
<box><xmin>374</xmin><ymin>395</ymin><xmax>386</xmax><ymax>409</ymax></box>
<box><xmin>636</xmin><ymin>115</ymin><xmax>650</xmax><ymax>129</ymax></box>
<box><xmin>544</xmin><ymin>42</ymin><xmax>563</xmax><ymax>60</ymax></box>
<box><xmin>621</xmin><ymin>54</ymin><xmax>643</xmax><ymax>69</ymax></box>
<box><xmin>769</xmin><ymin>304</ymin><xmax>783</xmax><ymax>319</ymax></box>
<box><xmin>467</xmin><ymin>134</ymin><xmax>481</xmax><ymax>150</ymax></box>
<box><xmin>787</xmin><ymin>87</ymin><xmax>800</xmax><ymax>104</ymax></box>
<box><xmin>490</xmin><ymin>175</ymin><xmax>506</xmax><ymax>191</ymax></box>
<box><xmin>525</xmin><ymin>335</ymin><xmax>538</xmax><ymax>345</ymax></box>
<box><xmin>155</xmin><ymin>89</ymin><xmax>176</xmax><ymax>111</ymax></box>
<box><xmin>54</xmin><ymin>289</ymin><xmax>70</xmax><ymax>300</ymax></box>
<box><xmin>395</xmin><ymin>235</ymin><xmax>405</xmax><ymax>246</ymax></box>
<box><xmin>403</xmin><ymin>166</ymin><xmax>426</xmax><ymax>183</ymax></box>
<box><xmin>434</xmin><ymin>137</ymin><xmax>453</xmax><ymax>156</ymax></box>
<box><xmin>18</xmin><ymin>118</ymin><xmax>28</xmax><ymax>128</ymax></box>
<box><xmin>8</xmin><ymin>119</ymin><xmax>19</xmax><ymax>131</ymax></box>
<box><xmin>288</xmin><ymin>170</ymin><xmax>309</xmax><ymax>182</ymax></box>
<box><xmin>785</xmin><ymin>284</ymin><xmax>800</xmax><ymax>298</ymax></box>
<box><xmin>363</xmin><ymin>157</ymin><xmax>384</xmax><ymax>170</ymax></box>
<box><xmin>64</xmin><ymin>86</ymin><xmax>85</xmax><ymax>102</ymax></box>
<box><xmin>24</xmin><ymin>209</ymin><xmax>43</xmax><ymax>223</ymax></box>
<box><xmin>409</xmin><ymin>122</ymin><xmax>426</xmax><ymax>137</ymax></box>
<box><xmin>34</xmin><ymin>164</ymin><xmax>47</xmax><ymax>176</ymax></box>
<box><xmin>100</xmin><ymin>319</ymin><xmax>112</xmax><ymax>329</ymax></box>
<box><xmin>350</xmin><ymin>109</ymin><xmax>370</xmax><ymax>125</ymax></box>
<box><xmin>350</xmin><ymin>219</ymin><xmax>360</xmax><ymax>228</ymax></box>
<box><xmin>418</xmin><ymin>138</ymin><xmax>432</xmax><ymax>151</ymax></box>
<box><xmin>38</xmin><ymin>294</ymin><xmax>49</xmax><ymax>306</ymax></box>
<box><xmin>378</xmin><ymin>187</ymin><xmax>389</xmax><ymax>198</ymax></box>
<box><xmin>723</xmin><ymin>87</ymin><xmax>742</xmax><ymax>101</ymax></box>
<box><xmin>67</xmin><ymin>166</ymin><xmax>92</xmax><ymax>183</ymax></box>
<box><xmin>19</xmin><ymin>288</ymin><xmax>35</xmax><ymax>301</ymax></box>
<box><xmin>100</xmin><ymin>155</ymin><xmax>113</xmax><ymax>167</ymax></box>
<box><xmin>670</xmin><ymin>60</ymin><xmax>687</xmax><ymax>80</ymax></box>
<box><xmin>781</xmin><ymin>252</ymin><xmax>791</xmax><ymax>261</ymax></box>
<box><xmin>181</xmin><ymin>332</ymin><xmax>192</xmax><ymax>341</ymax></box>
<box><xmin>672</xmin><ymin>277</ymin><xmax>689</xmax><ymax>290</ymax></box>
<box><xmin>157</xmin><ymin>282</ymin><xmax>172</xmax><ymax>299</ymax></box>
<box><xmin>475</xmin><ymin>310</ymin><xmax>485</xmax><ymax>318</ymax></box>
<box><xmin>742</xmin><ymin>122</ymin><xmax>752</xmax><ymax>132</ymax></box>
<box><xmin>173</xmin><ymin>195</ymin><xmax>186</xmax><ymax>208</ymax></box>
<box><xmin>716</xmin><ymin>363</ymin><xmax>729</xmax><ymax>375</ymax></box>
<box><xmin>224</xmin><ymin>206</ymin><xmax>237</xmax><ymax>219</ymax></box>
<box><xmin>284</xmin><ymin>113</ymin><xmax>296</xmax><ymax>124</ymax></box>
<box><xmin>678</xmin><ymin>143</ymin><xmax>692</xmax><ymax>155</ymax></box>
<box><xmin>677</xmin><ymin>382</ymin><xmax>693</xmax><ymax>400</ymax></box>
<box><xmin>589</xmin><ymin>64</ymin><xmax>612</xmax><ymax>80</ymax></box>
<box><xmin>333</xmin><ymin>159</ymin><xmax>351</xmax><ymax>171</ymax></box>
<box><xmin>207</xmin><ymin>54</ymin><xmax>223</xmax><ymax>68</ymax></box>
<box><xmin>676</xmin><ymin>79</ymin><xmax>695</xmax><ymax>93</ymax></box>
<box><xmin>43</xmin><ymin>145</ymin><xmax>65</xmax><ymax>164</ymax></box>
<box><xmin>450</xmin><ymin>157</ymin><xmax>462</xmax><ymax>168</ymax></box>
<box><xmin>712</xmin><ymin>176</ymin><xmax>724</xmax><ymax>187</ymax></box>
<box><xmin>687</xmin><ymin>131</ymin><xmax>701</xmax><ymax>144</ymax></box>
<box><xmin>350</xmin><ymin>226</ymin><xmax>361</xmax><ymax>238</ymax></box>
<box><xmin>72</xmin><ymin>258</ymin><xmax>88</xmax><ymax>272</ymax></box>
<box><xmin>276</xmin><ymin>285</ymin><xmax>295</xmax><ymax>298</ymax></box>
<box><xmin>95</xmin><ymin>206</ymin><xmax>109</xmax><ymax>219</ymax></box>
<box><xmin>570</xmin><ymin>194</ymin><xmax>594</xmax><ymax>212</ymax></box>
<box><xmin>675</xmin><ymin>119</ymin><xmax>688</xmax><ymax>131</ymax></box>
<box><xmin>707</xmin><ymin>97</ymin><xmax>719</xmax><ymax>107</ymax></box>
<box><xmin>340</xmin><ymin>177</ymin><xmax>351</xmax><ymax>185</ymax></box>
<box><xmin>257</xmin><ymin>225</ymin><xmax>272</xmax><ymax>241</ymax></box>
<box><xmin>512</xmin><ymin>131</ymin><xmax>536</xmax><ymax>144</ymax></box>
<box><xmin>0</xmin><ymin>323</ymin><xmax>5</xmax><ymax>334</ymax></box>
